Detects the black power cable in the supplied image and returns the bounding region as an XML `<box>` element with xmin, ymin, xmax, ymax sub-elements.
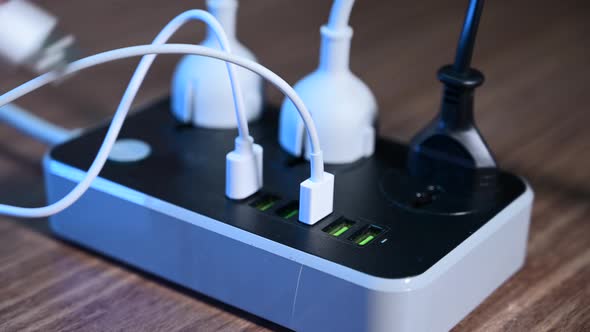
<box><xmin>454</xmin><ymin>0</ymin><xmax>485</xmax><ymax>74</ymax></box>
<box><xmin>407</xmin><ymin>0</ymin><xmax>497</xmax><ymax>196</ymax></box>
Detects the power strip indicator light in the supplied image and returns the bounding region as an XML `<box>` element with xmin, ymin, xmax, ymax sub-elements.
<box><xmin>250</xmin><ymin>194</ymin><xmax>280</xmax><ymax>212</ymax></box>
<box><xmin>323</xmin><ymin>218</ymin><xmax>355</xmax><ymax>237</ymax></box>
<box><xmin>350</xmin><ymin>225</ymin><xmax>384</xmax><ymax>247</ymax></box>
<box><xmin>276</xmin><ymin>201</ymin><xmax>299</xmax><ymax>220</ymax></box>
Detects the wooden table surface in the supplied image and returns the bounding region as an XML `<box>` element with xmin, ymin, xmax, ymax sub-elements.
<box><xmin>1</xmin><ymin>0</ymin><xmax>589</xmax><ymax>331</ymax></box>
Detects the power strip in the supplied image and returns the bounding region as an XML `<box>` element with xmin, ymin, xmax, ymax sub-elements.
<box><xmin>44</xmin><ymin>100</ymin><xmax>533</xmax><ymax>332</ymax></box>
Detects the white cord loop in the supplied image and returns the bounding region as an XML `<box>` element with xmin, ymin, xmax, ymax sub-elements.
<box><xmin>0</xmin><ymin>43</ymin><xmax>326</xmax><ymax>218</ymax></box>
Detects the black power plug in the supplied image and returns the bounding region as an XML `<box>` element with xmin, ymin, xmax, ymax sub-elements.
<box><xmin>408</xmin><ymin>0</ymin><xmax>497</xmax><ymax>197</ymax></box>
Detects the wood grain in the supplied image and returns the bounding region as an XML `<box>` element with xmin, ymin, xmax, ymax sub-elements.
<box><xmin>1</xmin><ymin>0</ymin><xmax>589</xmax><ymax>331</ymax></box>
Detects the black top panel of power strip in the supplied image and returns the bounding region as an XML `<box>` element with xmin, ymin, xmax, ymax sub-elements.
<box><xmin>50</xmin><ymin>99</ymin><xmax>526</xmax><ymax>279</ymax></box>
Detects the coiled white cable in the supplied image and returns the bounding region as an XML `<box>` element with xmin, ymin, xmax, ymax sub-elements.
<box><xmin>0</xmin><ymin>9</ymin><xmax>248</xmax><ymax>144</ymax></box>
<box><xmin>0</xmin><ymin>9</ymin><xmax>247</xmax><ymax>218</ymax></box>
<box><xmin>0</xmin><ymin>43</ymin><xmax>325</xmax><ymax>218</ymax></box>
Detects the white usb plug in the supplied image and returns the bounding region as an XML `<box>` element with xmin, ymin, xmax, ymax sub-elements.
<box><xmin>299</xmin><ymin>151</ymin><xmax>334</xmax><ymax>225</ymax></box>
<box><xmin>226</xmin><ymin>136</ymin><xmax>263</xmax><ymax>200</ymax></box>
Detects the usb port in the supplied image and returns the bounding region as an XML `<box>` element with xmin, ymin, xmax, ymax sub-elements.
<box><xmin>323</xmin><ymin>218</ymin><xmax>355</xmax><ymax>237</ymax></box>
<box><xmin>349</xmin><ymin>225</ymin><xmax>383</xmax><ymax>246</ymax></box>
<box><xmin>250</xmin><ymin>194</ymin><xmax>280</xmax><ymax>212</ymax></box>
<box><xmin>276</xmin><ymin>201</ymin><xmax>299</xmax><ymax>219</ymax></box>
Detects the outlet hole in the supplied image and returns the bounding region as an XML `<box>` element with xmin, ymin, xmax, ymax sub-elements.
<box><xmin>412</xmin><ymin>185</ymin><xmax>443</xmax><ymax>208</ymax></box>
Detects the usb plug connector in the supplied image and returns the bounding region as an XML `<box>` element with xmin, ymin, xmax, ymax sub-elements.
<box><xmin>299</xmin><ymin>171</ymin><xmax>334</xmax><ymax>225</ymax></box>
<box><xmin>226</xmin><ymin>136</ymin><xmax>263</xmax><ymax>200</ymax></box>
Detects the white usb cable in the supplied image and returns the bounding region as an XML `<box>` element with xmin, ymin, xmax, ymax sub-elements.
<box><xmin>124</xmin><ymin>9</ymin><xmax>262</xmax><ymax>200</ymax></box>
<box><xmin>0</xmin><ymin>103</ymin><xmax>73</xmax><ymax>145</ymax></box>
<box><xmin>0</xmin><ymin>8</ymin><xmax>252</xmax><ymax>215</ymax></box>
<box><xmin>0</xmin><ymin>0</ymin><xmax>79</xmax><ymax>146</ymax></box>
<box><xmin>0</xmin><ymin>43</ymin><xmax>334</xmax><ymax>223</ymax></box>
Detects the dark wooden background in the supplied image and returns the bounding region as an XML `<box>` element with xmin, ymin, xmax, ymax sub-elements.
<box><xmin>1</xmin><ymin>0</ymin><xmax>589</xmax><ymax>331</ymax></box>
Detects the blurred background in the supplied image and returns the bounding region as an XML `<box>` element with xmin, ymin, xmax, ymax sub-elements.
<box><xmin>0</xmin><ymin>0</ymin><xmax>588</xmax><ymax>331</ymax></box>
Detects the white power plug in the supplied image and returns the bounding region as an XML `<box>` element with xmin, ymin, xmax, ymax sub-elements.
<box><xmin>0</xmin><ymin>0</ymin><xmax>56</xmax><ymax>67</ymax></box>
<box><xmin>171</xmin><ymin>0</ymin><xmax>263</xmax><ymax>128</ymax></box>
<box><xmin>278</xmin><ymin>0</ymin><xmax>377</xmax><ymax>164</ymax></box>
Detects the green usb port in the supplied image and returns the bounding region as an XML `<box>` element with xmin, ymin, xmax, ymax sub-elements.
<box><xmin>250</xmin><ymin>194</ymin><xmax>280</xmax><ymax>212</ymax></box>
<box><xmin>276</xmin><ymin>201</ymin><xmax>299</xmax><ymax>219</ymax></box>
<box><xmin>323</xmin><ymin>218</ymin><xmax>355</xmax><ymax>237</ymax></box>
<box><xmin>350</xmin><ymin>225</ymin><xmax>383</xmax><ymax>246</ymax></box>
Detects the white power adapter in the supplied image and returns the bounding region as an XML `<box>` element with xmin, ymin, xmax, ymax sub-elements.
<box><xmin>171</xmin><ymin>0</ymin><xmax>263</xmax><ymax>128</ymax></box>
<box><xmin>279</xmin><ymin>0</ymin><xmax>377</xmax><ymax>164</ymax></box>
<box><xmin>0</xmin><ymin>0</ymin><xmax>77</xmax><ymax>73</ymax></box>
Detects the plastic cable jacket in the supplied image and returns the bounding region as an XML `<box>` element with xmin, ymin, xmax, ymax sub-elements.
<box><xmin>0</xmin><ymin>44</ymin><xmax>324</xmax><ymax>217</ymax></box>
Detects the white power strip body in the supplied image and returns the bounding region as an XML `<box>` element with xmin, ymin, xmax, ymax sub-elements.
<box><xmin>44</xmin><ymin>156</ymin><xmax>532</xmax><ymax>332</ymax></box>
